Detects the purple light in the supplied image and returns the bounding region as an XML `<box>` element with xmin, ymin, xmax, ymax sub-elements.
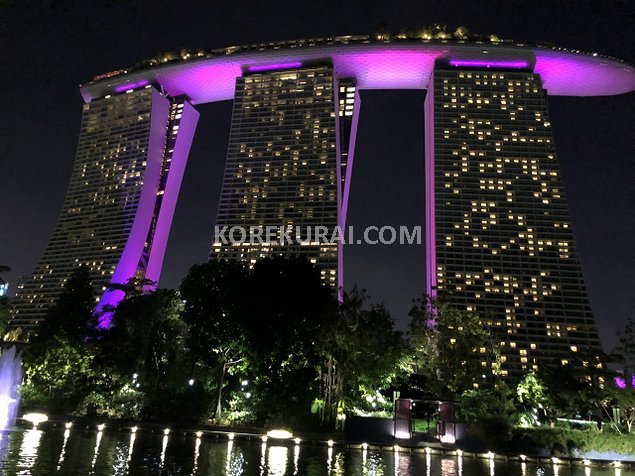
<box><xmin>145</xmin><ymin>101</ymin><xmax>199</xmax><ymax>284</ymax></box>
<box><xmin>449</xmin><ymin>60</ymin><xmax>529</xmax><ymax>69</ymax></box>
<box><xmin>248</xmin><ymin>62</ymin><xmax>302</xmax><ymax>72</ymax></box>
<box><xmin>95</xmin><ymin>90</ymin><xmax>171</xmax><ymax>328</ymax></box>
<box><xmin>615</xmin><ymin>377</ymin><xmax>627</xmax><ymax>389</ymax></box>
<box><xmin>340</xmin><ymin>90</ymin><xmax>361</xmax><ymax>229</ymax></box>
<box><xmin>336</xmin><ymin>89</ymin><xmax>361</xmax><ymax>302</ymax></box>
<box><xmin>83</xmin><ymin>44</ymin><xmax>635</xmax><ymax>104</ymax></box>
<box><xmin>113</xmin><ymin>80</ymin><xmax>149</xmax><ymax>93</ymax></box>
<box><xmin>424</xmin><ymin>74</ymin><xmax>437</xmax><ymax>301</ymax></box>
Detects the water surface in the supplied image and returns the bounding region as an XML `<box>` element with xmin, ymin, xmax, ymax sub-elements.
<box><xmin>0</xmin><ymin>427</ymin><xmax>631</xmax><ymax>475</ymax></box>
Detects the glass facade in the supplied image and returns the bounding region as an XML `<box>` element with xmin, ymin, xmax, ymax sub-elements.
<box><xmin>210</xmin><ymin>66</ymin><xmax>349</xmax><ymax>288</ymax></box>
<box><xmin>11</xmin><ymin>87</ymin><xmax>198</xmax><ymax>331</ymax></box>
<box><xmin>427</xmin><ymin>67</ymin><xmax>603</xmax><ymax>379</ymax></box>
<box><xmin>9</xmin><ymin>42</ymin><xmax>612</xmax><ymax>378</ymax></box>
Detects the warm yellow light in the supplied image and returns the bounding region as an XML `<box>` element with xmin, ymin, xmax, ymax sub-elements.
<box><xmin>23</xmin><ymin>413</ymin><xmax>48</xmax><ymax>428</ymax></box>
<box><xmin>266</xmin><ymin>429</ymin><xmax>293</xmax><ymax>439</ymax></box>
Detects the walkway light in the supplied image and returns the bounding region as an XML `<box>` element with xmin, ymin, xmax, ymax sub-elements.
<box><xmin>23</xmin><ymin>413</ymin><xmax>48</xmax><ymax>429</ymax></box>
<box><xmin>266</xmin><ymin>429</ymin><xmax>293</xmax><ymax>439</ymax></box>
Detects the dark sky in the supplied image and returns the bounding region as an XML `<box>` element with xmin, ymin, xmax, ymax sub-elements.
<box><xmin>0</xmin><ymin>1</ymin><xmax>633</xmax><ymax>351</ymax></box>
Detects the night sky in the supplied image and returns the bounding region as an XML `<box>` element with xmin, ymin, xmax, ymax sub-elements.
<box><xmin>0</xmin><ymin>1</ymin><xmax>633</xmax><ymax>351</ymax></box>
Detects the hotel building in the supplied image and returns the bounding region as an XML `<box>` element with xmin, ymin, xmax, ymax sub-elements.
<box><xmin>11</xmin><ymin>36</ymin><xmax>634</xmax><ymax>378</ymax></box>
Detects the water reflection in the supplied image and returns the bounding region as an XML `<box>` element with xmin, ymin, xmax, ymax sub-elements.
<box><xmin>0</xmin><ymin>427</ymin><xmax>634</xmax><ymax>476</ymax></box>
<box><xmin>395</xmin><ymin>450</ymin><xmax>412</xmax><ymax>475</ymax></box>
<box><xmin>17</xmin><ymin>428</ymin><xmax>41</xmax><ymax>473</ymax></box>
<box><xmin>441</xmin><ymin>457</ymin><xmax>458</xmax><ymax>476</ymax></box>
<box><xmin>260</xmin><ymin>442</ymin><xmax>266</xmax><ymax>475</ymax></box>
<box><xmin>91</xmin><ymin>429</ymin><xmax>103</xmax><ymax>470</ymax></box>
<box><xmin>112</xmin><ymin>435</ymin><xmax>132</xmax><ymax>476</ymax></box>
<box><xmin>293</xmin><ymin>444</ymin><xmax>299</xmax><ymax>475</ymax></box>
<box><xmin>160</xmin><ymin>434</ymin><xmax>168</xmax><ymax>466</ymax></box>
<box><xmin>192</xmin><ymin>436</ymin><xmax>201</xmax><ymax>474</ymax></box>
<box><xmin>57</xmin><ymin>428</ymin><xmax>70</xmax><ymax>470</ymax></box>
<box><xmin>267</xmin><ymin>445</ymin><xmax>288</xmax><ymax>475</ymax></box>
<box><xmin>226</xmin><ymin>440</ymin><xmax>246</xmax><ymax>476</ymax></box>
<box><xmin>363</xmin><ymin>450</ymin><xmax>385</xmax><ymax>476</ymax></box>
<box><xmin>128</xmin><ymin>433</ymin><xmax>135</xmax><ymax>469</ymax></box>
<box><xmin>333</xmin><ymin>450</ymin><xmax>345</xmax><ymax>475</ymax></box>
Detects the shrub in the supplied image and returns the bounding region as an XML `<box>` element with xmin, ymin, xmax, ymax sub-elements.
<box><xmin>469</xmin><ymin>415</ymin><xmax>513</xmax><ymax>450</ymax></box>
<box><xmin>514</xmin><ymin>427</ymin><xmax>635</xmax><ymax>456</ymax></box>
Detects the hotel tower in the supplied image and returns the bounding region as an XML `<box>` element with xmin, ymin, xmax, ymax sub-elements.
<box><xmin>11</xmin><ymin>36</ymin><xmax>635</xmax><ymax>379</ymax></box>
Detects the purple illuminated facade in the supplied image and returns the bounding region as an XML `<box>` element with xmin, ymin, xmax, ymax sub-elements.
<box><xmin>10</xmin><ymin>37</ymin><xmax>634</xmax><ymax>353</ymax></box>
<box><xmin>11</xmin><ymin>87</ymin><xmax>199</xmax><ymax>331</ymax></box>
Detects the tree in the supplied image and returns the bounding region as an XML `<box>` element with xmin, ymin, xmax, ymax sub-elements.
<box><xmin>318</xmin><ymin>287</ymin><xmax>410</xmax><ymax>426</ymax></box>
<box><xmin>536</xmin><ymin>362</ymin><xmax>607</xmax><ymax>422</ymax></box>
<box><xmin>0</xmin><ymin>295</ymin><xmax>10</xmax><ymax>338</ymax></box>
<box><xmin>21</xmin><ymin>334</ymin><xmax>98</xmax><ymax>413</ymax></box>
<box><xmin>180</xmin><ymin>260</ymin><xmax>249</xmax><ymax>420</ymax></box>
<box><xmin>29</xmin><ymin>266</ymin><xmax>95</xmax><ymax>353</ymax></box>
<box><xmin>516</xmin><ymin>372</ymin><xmax>552</xmax><ymax>425</ymax></box>
<box><xmin>614</xmin><ymin>389</ymin><xmax>635</xmax><ymax>433</ymax></box>
<box><xmin>103</xmin><ymin>290</ymin><xmax>186</xmax><ymax>386</ymax></box>
<box><xmin>239</xmin><ymin>256</ymin><xmax>335</xmax><ymax>426</ymax></box>
<box><xmin>100</xmin><ymin>289</ymin><xmax>194</xmax><ymax>420</ymax></box>
<box><xmin>106</xmin><ymin>277</ymin><xmax>156</xmax><ymax>300</ymax></box>
<box><xmin>409</xmin><ymin>297</ymin><xmax>492</xmax><ymax>398</ymax></box>
<box><xmin>615</xmin><ymin>318</ymin><xmax>635</xmax><ymax>387</ymax></box>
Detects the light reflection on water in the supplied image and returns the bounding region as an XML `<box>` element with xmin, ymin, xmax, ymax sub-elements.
<box><xmin>0</xmin><ymin>427</ymin><xmax>631</xmax><ymax>475</ymax></box>
<box><xmin>16</xmin><ymin>428</ymin><xmax>41</xmax><ymax>474</ymax></box>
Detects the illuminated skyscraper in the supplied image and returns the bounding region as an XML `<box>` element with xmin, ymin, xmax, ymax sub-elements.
<box><xmin>10</xmin><ymin>36</ymin><xmax>633</xmax><ymax>367</ymax></box>
<box><xmin>11</xmin><ymin>86</ymin><xmax>198</xmax><ymax>331</ymax></box>
<box><xmin>425</xmin><ymin>62</ymin><xmax>603</xmax><ymax>378</ymax></box>
<box><xmin>210</xmin><ymin>65</ymin><xmax>357</xmax><ymax>289</ymax></box>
